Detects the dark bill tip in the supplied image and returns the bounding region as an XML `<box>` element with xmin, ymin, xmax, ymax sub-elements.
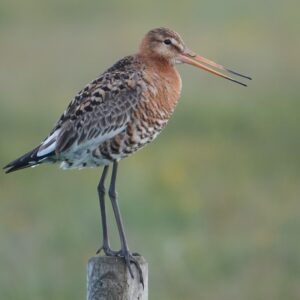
<box><xmin>225</xmin><ymin>68</ymin><xmax>252</xmax><ymax>81</ymax></box>
<box><xmin>227</xmin><ymin>77</ymin><xmax>248</xmax><ymax>87</ymax></box>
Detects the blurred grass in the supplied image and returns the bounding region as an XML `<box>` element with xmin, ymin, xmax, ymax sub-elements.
<box><xmin>1</xmin><ymin>0</ymin><xmax>300</xmax><ymax>299</ymax></box>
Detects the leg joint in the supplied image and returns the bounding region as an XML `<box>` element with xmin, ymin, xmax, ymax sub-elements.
<box><xmin>108</xmin><ymin>188</ymin><xmax>117</xmax><ymax>200</ymax></box>
<box><xmin>97</xmin><ymin>183</ymin><xmax>105</xmax><ymax>196</ymax></box>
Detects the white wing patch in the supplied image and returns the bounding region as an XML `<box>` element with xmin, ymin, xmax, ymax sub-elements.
<box><xmin>37</xmin><ymin>130</ymin><xmax>60</xmax><ymax>157</ymax></box>
<box><xmin>37</xmin><ymin>118</ymin><xmax>128</xmax><ymax>159</ymax></box>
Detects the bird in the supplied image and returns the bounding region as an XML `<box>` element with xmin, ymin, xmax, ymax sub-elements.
<box><xmin>4</xmin><ymin>27</ymin><xmax>251</xmax><ymax>285</ymax></box>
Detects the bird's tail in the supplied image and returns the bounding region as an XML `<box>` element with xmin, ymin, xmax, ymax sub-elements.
<box><xmin>3</xmin><ymin>146</ymin><xmax>54</xmax><ymax>174</ymax></box>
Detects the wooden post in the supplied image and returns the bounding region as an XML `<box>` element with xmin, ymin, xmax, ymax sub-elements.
<box><xmin>87</xmin><ymin>256</ymin><xmax>148</xmax><ymax>300</ymax></box>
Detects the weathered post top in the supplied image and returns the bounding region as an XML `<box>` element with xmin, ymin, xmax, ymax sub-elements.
<box><xmin>87</xmin><ymin>256</ymin><xmax>148</xmax><ymax>300</ymax></box>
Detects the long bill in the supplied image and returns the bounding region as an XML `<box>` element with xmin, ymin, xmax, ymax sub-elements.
<box><xmin>178</xmin><ymin>51</ymin><xmax>252</xmax><ymax>87</ymax></box>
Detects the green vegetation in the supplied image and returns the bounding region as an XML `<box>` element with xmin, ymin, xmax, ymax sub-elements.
<box><xmin>1</xmin><ymin>0</ymin><xmax>299</xmax><ymax>299</ymax></box>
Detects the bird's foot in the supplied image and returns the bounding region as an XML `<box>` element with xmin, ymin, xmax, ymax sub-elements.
<box><xmin>97</xmin><ymin>245</ymin><xmax>143</xmax><ymax>287</ymax></box>
<box><xmin>96</xmin><ymin>244</ymin><xmax>119</xmax><ymax>256</ymax></box>
<box><xmin>117</xmin><ymin>249</ymin><xmax>144</xmax><ymax>287</ymax></box>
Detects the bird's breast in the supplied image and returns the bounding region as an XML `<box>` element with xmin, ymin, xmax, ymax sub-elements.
<box><xmin>117</xmin><ymin>65</ymin><xmax>182</xmax><ymax>149</ymax></box>
<box><xmin>142</xmin><ymin>65</ymin><xmax>182</xmax><ymax>119</ymax></box>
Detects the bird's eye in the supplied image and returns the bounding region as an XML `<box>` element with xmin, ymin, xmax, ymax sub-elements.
<box><xmin>163</xmin><ymin>39</ymin><xmax>172</xmax><ymax>45</ymax></box>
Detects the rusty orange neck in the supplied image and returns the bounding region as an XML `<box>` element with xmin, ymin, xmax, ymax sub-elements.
<box><xmin>137</xmin><ymin>52</ymin><xmax>173</xmax><ymax>71</ymax></box>
<box><xmin>137</xmin><ymin>53</ymin><xmax>182</xmax><ymax>114</ymax></box>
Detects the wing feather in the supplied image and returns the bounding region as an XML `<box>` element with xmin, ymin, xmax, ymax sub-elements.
<box><xmin>39</xmin><ymin>56</ymin><xmax>146</xmax><ymax>156</ymax></box>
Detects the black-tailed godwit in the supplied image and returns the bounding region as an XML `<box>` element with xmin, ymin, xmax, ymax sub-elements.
<box><xmin>4</xmin><ymin>28</ymin><xmax>251</xmax><ymax>284</ymax></box>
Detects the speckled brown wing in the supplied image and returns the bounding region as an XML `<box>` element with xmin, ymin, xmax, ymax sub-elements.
<box><xmin>37</xmin><ymin>56</ymin><xmax>147</xmax><ymax>157</ymax></box>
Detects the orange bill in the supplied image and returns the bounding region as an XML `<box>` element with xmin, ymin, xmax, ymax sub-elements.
<box><xmin>178</xmin><ymin>51</ymin><xmax>252</xmax><ymax>87</ymax></box>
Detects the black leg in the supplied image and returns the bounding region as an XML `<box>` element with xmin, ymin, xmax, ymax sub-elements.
<box><xmin>108</xmin><ymin>161</ymin><xmax>144</xmax><ymax>286</ymax></box>
<box><xmin>96</xmin><ymin>165</ymin><xmax>117</xmax><ymax>256</ymax></box>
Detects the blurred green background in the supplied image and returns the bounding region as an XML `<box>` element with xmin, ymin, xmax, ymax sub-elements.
<box><xmin>1</xmin><ymin>0</ymin><xmax>299</xmax><ymax>299</ymax></box>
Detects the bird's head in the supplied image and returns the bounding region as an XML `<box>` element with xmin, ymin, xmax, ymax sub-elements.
<box><xmin>139</xmin><ymin>27</ymin><xmax>187</xmax><ymax>62</ymax></box>
<box><xmin>139</xmin><ymin>27</ymin><xmax>251</xmax><ymax>86</ymax></box>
